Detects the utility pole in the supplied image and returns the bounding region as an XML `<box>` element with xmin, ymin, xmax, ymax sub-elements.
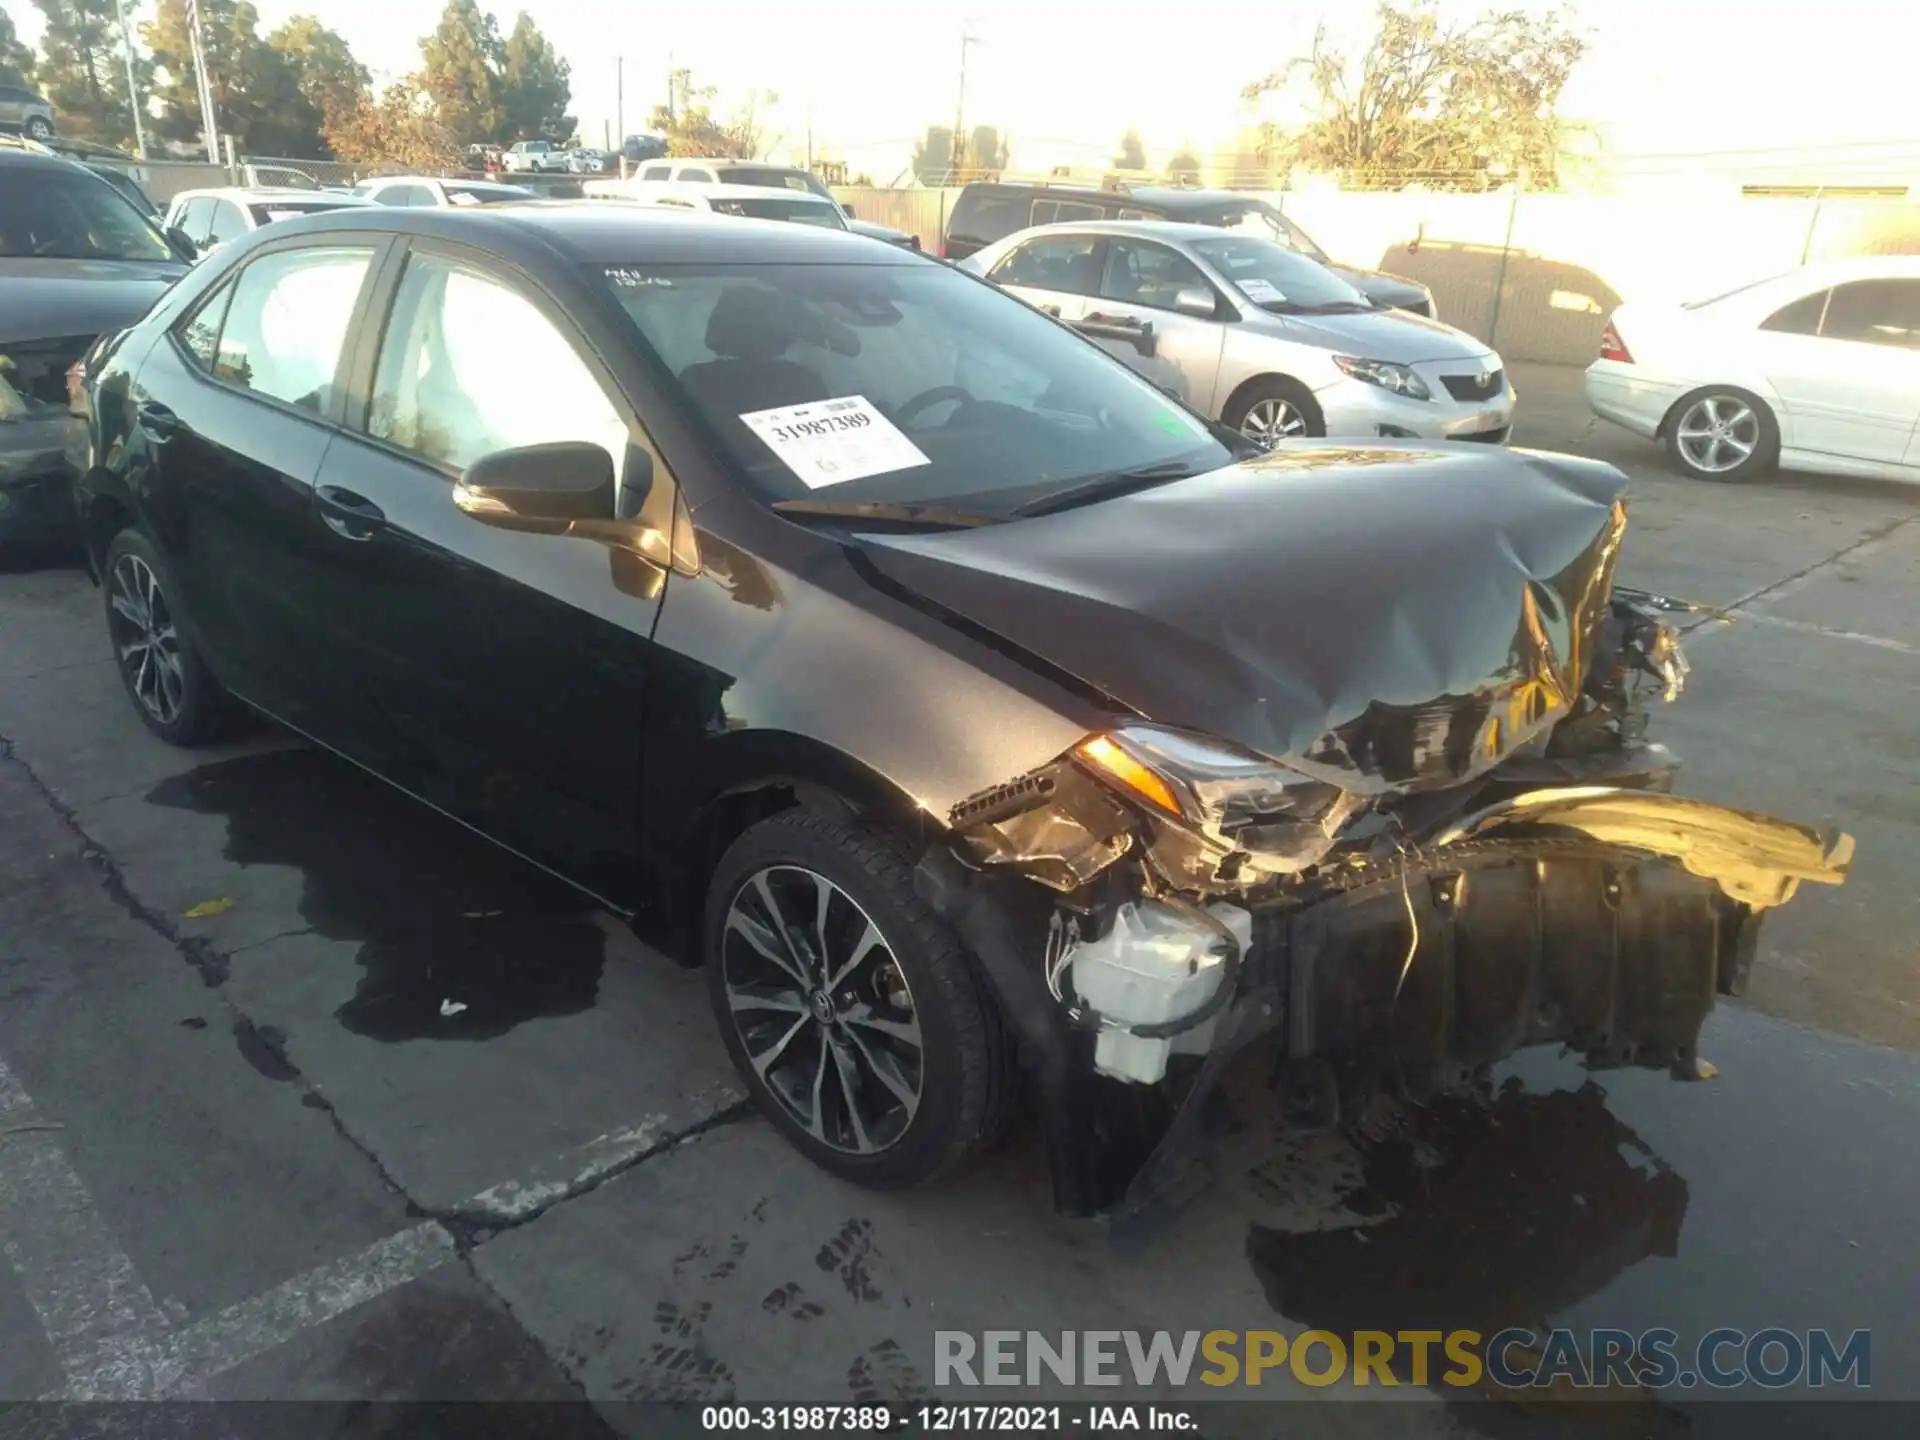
<box><xmin>950</xmin><ymin>26</ymin><xmax>978</xmax><ymax>185</ymax></box>
<box><xmin>666</xmin><ymin>53</ymin><xmax>676</xmax><ymax>122</ymax></box>
<box><xmin>111</xmin><ymin>0</ymin><xmax>146</xmax><ymax>158</ymax></box>
<box><xmin>185</xmin><ymin>0</ymin><xmax>220</xmax><ymax>165</ymax></box>
<box><xmin>616</xmin><ymin>56</ymin><xmax>624</xmax><ymax>145</ymax></box>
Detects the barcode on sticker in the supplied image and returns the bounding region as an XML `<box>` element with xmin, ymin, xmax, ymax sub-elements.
<box><xmin>823</xmin><ymin>399</ymin><xmax>861</xmax><ymax>414</ymax></box>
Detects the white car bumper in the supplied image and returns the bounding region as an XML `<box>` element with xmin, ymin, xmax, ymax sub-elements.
<box><xmin>1586</xmin><ymin>360</ymin><xmax>1685</xmax><ymax>440</ymax></box>
<box><xmin>1316</xmin><ymin>360</ymin><xmax>1518</xmax><ymax>443</ymax></box>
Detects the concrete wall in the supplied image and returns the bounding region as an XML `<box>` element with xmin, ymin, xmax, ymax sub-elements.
<box><xmin>832</xmin><ymin>186</ymin><xmax>1920</xmax><ymax>366</ymax></box>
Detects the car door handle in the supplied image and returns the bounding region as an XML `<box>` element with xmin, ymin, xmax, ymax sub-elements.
<box><xmin>135</xmin><ymin>402</ymin><xmax>181</xmax><ymax>439</ymax></box>
<box><xmin>1083</xmin><ymin>311</ymin><xmax>1144</xmax><ymax>329</ymax></box>
<box><xmin>316</xmin><ymin>484</ymin><xmax>386</xmax><ymax>540</ymax></box>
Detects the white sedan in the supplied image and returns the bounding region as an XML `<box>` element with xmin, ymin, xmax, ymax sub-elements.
<box><xmin>1586</xmin><ymin>255</ymin><xmax>1920</xmax><ymax>482</ymax></box>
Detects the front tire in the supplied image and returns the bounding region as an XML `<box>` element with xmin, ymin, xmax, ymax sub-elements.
<box><xmin>102</xmin><ymin>528</ymin><xmax>243</xmax><ymax>746</ymax></box>
<box><xmin>25</xmin><ymin>117</ymin><xmax>53</xmax><ymax>142</ymax></box>
<box><xmin>704</xmin><ymin>809</ymin><xmax>1013</xmax><ymax>1189</ymax></box>
<box><xmin>1224</xmin><ymin>377</ymin><xmax>1324</xmax><ymax>448</ymax></box>
<box><xmin>1665</xmin><ymin>387</ymin><xmax>1777</xmax><ymax>481</ymax></box>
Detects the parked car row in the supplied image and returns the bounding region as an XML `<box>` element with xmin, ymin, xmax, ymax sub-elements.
<box><xmin>57</xmin><ymin>198</ymin><xmax>1848</xmax><ymax>1214</ymax></box>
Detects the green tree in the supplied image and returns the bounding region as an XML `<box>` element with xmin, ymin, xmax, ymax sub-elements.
<box><xmin>1</xmin><ymin>4</ymin><xmax>36</xmax><ymax>87</ymax></box>
<box><xmin>267</xmin><ymin>14</ymin><xmax>369</xmax><ymax>130</ymax></box>
<box><xmin>1241</xmin><ymin>0</ymin><xmax>1587</xmax><ymax>190</ymax></box>
<box><xmin>1165</xmin><ymin>150</ymin><xmax>1202</xmax><ymax>184</ymax></box>
<box><xmin>909</xmin><ymin>124</ymin><xmax>952</xmax><ymax>185</ymax></box>
<box><xmin>31</xmin><ymin>0</ymin><xmax>145</xmax><ymax>146</ymax></box>
<box><xmin>1114</xmin><ymin>129</ymin><xmax>1146</xmax><ymax>170</ymax></box>
<box><xmin>498</xmin><ymin>12</ymin><xmax>570</xmax><ymax>141</ymax></box>
<box><xmin>419</xmin><ymin>0</ymin><xmax>503</xmax><ymax>145</ymax></box>
<box><xmin>144</xmin><ymin>0</ymin><xmax>325</xmax><ymax>155</ymax></box>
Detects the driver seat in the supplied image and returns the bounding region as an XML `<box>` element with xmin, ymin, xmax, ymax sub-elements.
<box><xmin>678</xmin><ymin>288</ymin><xmax>828</xmax><ymax>418</ymax></box>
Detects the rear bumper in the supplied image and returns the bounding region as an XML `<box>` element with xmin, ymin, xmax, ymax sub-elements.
<box><xmin>1586</xmin><ymin>361</ymin><xmax>1683</xmax><ymax>439</ymax></box>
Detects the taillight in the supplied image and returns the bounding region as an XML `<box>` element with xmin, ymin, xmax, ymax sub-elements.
<box><xmin>937</xmin><ymin>240</ymin><xmax>949</xmax><ymax>259</ymax></box>
<box><xmin>1598</xmin><ymin>320</ymin><xmax>1633</xmax><ymax>364</ymax></box>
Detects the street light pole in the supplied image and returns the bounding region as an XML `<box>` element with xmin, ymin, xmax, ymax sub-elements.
<box><xmin>110</xmin><ymin>0</ymin><xmax>146</xmax><ymax>158</ymax></box>
<box><xmin>616</xmin><ymin>56</ymin><xmax>624</xmax><ymax>146</ymax></box>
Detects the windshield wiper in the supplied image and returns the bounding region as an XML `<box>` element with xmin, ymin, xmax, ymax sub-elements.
<box><xmin>1010</xmin><ymin>460</ymin><xmax>1205</xmax><ymax>518</ymax></box>
<box><xmin>771</xmin><ymin>498</ymin><xmax>998</xmax><ymax>529</ymax></box>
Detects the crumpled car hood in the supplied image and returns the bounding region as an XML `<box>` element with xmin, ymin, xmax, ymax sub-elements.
<box><xmin>0</xmin><ymin>258</ymin><xmax>185</xmax><ymax>343</ymax></box>
<box><xmin>859</xmin><ymin>444</ymin><xmax>1630</xmax><ymax>794</ymax></box>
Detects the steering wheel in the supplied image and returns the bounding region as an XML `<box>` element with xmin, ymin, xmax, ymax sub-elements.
<box><xmin>893</xmin><ymin>385</ymin><xmax>976</xmax><ymax>428</ymax></box>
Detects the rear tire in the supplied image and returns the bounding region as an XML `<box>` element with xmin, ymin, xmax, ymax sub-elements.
<box><xmin>102</xmin><ymin>528</ymin><xmax>245</xmax><ymax>747</ymax></box>
<box><xmin>25</xmin><ymin>116</ymin><xmax>53</xmax><ymax>142</ymax></box>
<box><xmin>1224</xmin><ymin>377</ymin><xmax>1324</xmax><ymax>447</ymax></box>
<box><xmin>704</xmin><ymin>808</ymin><xmax>1014</xmax><ymax>1189</ymax></box>
<box><xmin>1664</xmin><ymin>386</ymin><xmax>1777</xmax><ymax>482</ymax></box>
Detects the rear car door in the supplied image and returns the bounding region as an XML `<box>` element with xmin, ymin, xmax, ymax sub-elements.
<box><xmin>0</xmin><ymin>86</ymin><xmax>28</xmax><ymax>127</ymax></box>
<box><xmin>1082</xmin><ymin>236</ymin><xmax>1228</xmax><ymax>410</ymax></box>
<box><xmin>1757</xmin><ymin>278</ymin><xmax>1920</xmax><ymax>464</ymax></box>
<box><xmin>983</xmin><ymin>232</ymin><xmax>1103</xmax><ymax>323</ymax></box>
<box><xmin>305</xmin><ymin>241</ymin><xmax>667</xmax><ymax>894</ymax></box>
<box><xmin>132</xmin><ymin>239</ymin><xmax>385</xmax><ymax>730</ymax></box>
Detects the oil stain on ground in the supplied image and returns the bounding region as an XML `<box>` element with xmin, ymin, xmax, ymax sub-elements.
<box><xmin>1247</xmin><ymin>1078</ymin><xmax>1694</xmax><ymax>1435</ymax></box>
<box><xmin>146</xmin><ymin>748</ymin><xmax>607</xmax><ymax>1044</ymax></box>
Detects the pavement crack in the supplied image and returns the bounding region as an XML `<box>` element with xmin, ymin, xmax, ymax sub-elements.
<box><xmin>1686</xmin><ymin>510</ymin><xmax>1919</xmax><ymax>631</ymax></box>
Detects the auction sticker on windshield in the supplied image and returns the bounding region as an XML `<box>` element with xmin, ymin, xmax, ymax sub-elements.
<box><xmin>1237</xmin><ymin>278</ymin><xmax>1285</xmax><ymax>305</ymax></box>
<box><xmin>739</xmin><ymin>395</ymin><xmax>931</xmax><ymax>488</ymax></box>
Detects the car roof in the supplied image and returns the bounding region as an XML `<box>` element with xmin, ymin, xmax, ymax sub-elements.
<box><xmin>659</xmin><ymin>182</ymin><xmax>836</xmax><ymax>203</ymax></box>
<box><xmin>1796</xmin><ymin>253</ymin><xmax>1920</xmax><ymax>283</ymax></box>
<box><xmin>1002</xmin><ymin>218</ymin><xmax>1245</xmax><ymax>245</ymax></box>
<box><xmin>172</xmin><ymin>186</ymin><xmax>375</xmax><ymax>204</ymax></box>
<box><xmin>261</xmin><ymin>200</ymin><xmax>917</xmax><ymax>265</ymax></box>
<box><xmin>0</xmin><ymin>145</ymin><xmax>91</xmax><ymax>174</ymax></box>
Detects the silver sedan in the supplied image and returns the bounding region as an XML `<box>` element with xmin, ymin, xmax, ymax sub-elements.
<box><xmin>960</xmin><ymin>219</ymin><xmax>1515</xmax><ymax>446</ymax></box>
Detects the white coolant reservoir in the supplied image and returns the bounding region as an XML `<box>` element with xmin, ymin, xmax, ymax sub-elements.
<box><xmin>1068</xmin><ymin>899</ymin><xmax>1255</xmax><ymax>1085</ymax></box>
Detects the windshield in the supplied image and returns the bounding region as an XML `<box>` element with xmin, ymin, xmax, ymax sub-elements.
<box><xmin>249</xmin><ymin>199</ymin><xmax>364</xmax><ymax>224</ymax></box>
<box><xmin>1189</xmin><ymin>236</ymin><xmax>1369</xmax><ymax>312</ymax></box>
<box><xmin>0</xmin><ymin>166</ymin><xmax>177</xmax><ymax>262</ymax></box>
<box><xmin>713</xmin><ymin>196</ymin><xmax>845</xmax><ymax>228</ymax></box>
<box><xmin>722</xmin><ymin>167</ymin><xmax>835</xmax><ymax>202</ymax></box>
<box><xmin>1189</xmin><ymin>203</ymin><xmax>1330</xmax><ymax>261</ymax></box>
<box><xmin>601</xmin><ymin>261</ymin><xmax>1231</xmax><ymax>513</ymax></box>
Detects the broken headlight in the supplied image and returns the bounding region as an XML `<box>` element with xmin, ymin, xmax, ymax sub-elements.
<box><xmin>1074</xmin><ymin>725</ymin><xmax>1360</xmax><ymax>854</ymax></box>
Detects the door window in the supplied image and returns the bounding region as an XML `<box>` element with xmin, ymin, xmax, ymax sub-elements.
<box><xmin>1030</xmin><ymin>199</ymin><xmax>1104</xmax><ymax>226</ymax></box>
<box><xmin>641</xmin><ymin>165</ymin><xmax>671</xmax><ymax>180</ymax></box>
<box><xmin>1098</xmin><ymin>238</ymin><xmax>1211</xmax><ymax>311</ymax></box>
<box><xmin>1761</xmin><ymin>289</ymin><xmax>1828</xmax><ymax>335</ymax></box>
<box><xmin>207</xmin><ymin>199</ymin><xmax>249</xmax><ymax>244</ymax></box>
<box><xmin>176</xmin><ymin>280</ymin><xmax>234</xmax><ymax>372</ymax></box>
<box><xmin>377</xmin><ymin>184</ymin><xmax>430</xmax><ymax>207</ymax></box>
<box><xmin>1819</xmin><ymin>280</ymin><xmax>1920</xmax><ymax>348</ymax></box>
<box><xmin>175</xmin><ymin>196</ymin><xmax>214</xmax><ymax>244</ymax></box>
<box><xmin>948</xmin><ymin>190</ymin><xmax>1028</xmax><ymax>245</ymax></box>
<box><xmin>213</xmin><ymin>247</ymin><xmax>374</xmax><ymax>412</ymax></box>
<box><xmin>679</xmin><ymin>168</ymin><xmax>717</xmax><ymax>183</ymax></box>
<box><xmin>365</xmin><ymin>252</ymin><xmax>629</xmax><ymax>482</ymax></box>
<box><xmin>989</xmin><ymin>234</ymin><xmax>1101</xmax><ymax>295</ymax></box>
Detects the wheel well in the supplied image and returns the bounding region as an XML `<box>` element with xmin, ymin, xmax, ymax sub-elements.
<box><xmin>1221</xmin><ymin>372</ymin><xmax>1322</xmax><ymax>430</ymax></box>
<box><xmin>1656</xmin><ymin>384</ymin><xmax>1775</xmax><ymax>442</ymax></box>
<box><xmin>80</xmin><ymin>490</ymin><xmax>134</xmax><ymax>579</ymax></box>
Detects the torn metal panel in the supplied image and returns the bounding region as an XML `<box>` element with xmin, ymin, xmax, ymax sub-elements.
<box><xmin>1434</xmin><ymin>787</ymin><xmax>1854</xmax><ymax>910</ymax></box>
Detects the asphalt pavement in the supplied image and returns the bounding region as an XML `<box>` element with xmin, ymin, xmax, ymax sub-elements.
<box><xmin>2</xmin><ymin>363</ymin><xmax>1917</xmax><ymax>1434</ymax></box>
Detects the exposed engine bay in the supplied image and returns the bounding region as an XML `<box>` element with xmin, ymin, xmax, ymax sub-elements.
<box><xmin>913</xmin><ymin>497</ymin><xmax>1853</xmax><ymax>1218</ymax></box>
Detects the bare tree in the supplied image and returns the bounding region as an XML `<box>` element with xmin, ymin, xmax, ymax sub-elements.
<box><xmin>1242</xmin><ymin>1</ymin><xmax>1587</xmax><ymax>190</ymax></box>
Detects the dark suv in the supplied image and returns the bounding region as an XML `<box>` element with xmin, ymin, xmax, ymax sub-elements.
<box><xmin>943</xmin><ymin>181</ymin><xmax>1434</xmax><ymax>317</ymax></box>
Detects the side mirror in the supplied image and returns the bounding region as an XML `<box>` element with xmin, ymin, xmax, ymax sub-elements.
<box><xmin>454</xmin><ymin>441</ymin><xmax>615</xmax><ymax>535</ymax></box>
<box><xmin>1173</xmin><ymin>286</ymin><xmax>1216</xmax><ymax>319</ymax></box>
<box><xmin>166</xmin><ymin>225</ymin><xmax>199</xmax><ymax>259</ymax></box>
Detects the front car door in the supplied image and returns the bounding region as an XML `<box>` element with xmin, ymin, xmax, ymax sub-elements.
<box><xmin>1082</xmin><ymin>236</ymin><xmax>1228</xmax><ymax>410</ymax></box>
<box><xmin>203</xmin><ymin>198</ymin><xmax>249</xmax><ymax>255</ymax></box>
<box><xmin>983</xmin><ymin>231</ymin><xmax>1103</xmax><ymax>323</ymax></box>
<box><xmin>307</xmin><ymin>240</ymin><xmax>669</xmax><ymax>894</ymax></box>
<box><xmin>130</xmin><ymin>239</ymin><xmax>386</xmax><ymax>730</ymax></box>
<box><xmin>1756</xmin><ymin>278</ymin><xmax>1920</xmax><ymax>466</ymax></box>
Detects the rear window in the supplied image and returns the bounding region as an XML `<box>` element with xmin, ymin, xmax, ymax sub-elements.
<box><xmin>949</xmin><ymin>189</ymin><xmax>1031</xmax><ymax>244</ymax></box>
<box><xmin>723</xmin><ymin>167</ymin><xmax>833</xmax><ymax>200</ymax></box>
<box><xmin>713</xmin><ymin>196</ymin><xmax>845</xmax><ymax>228</ymax></box>
<box><xmin>248</xmin><ymin>200</ymin><xmax>363</xmax><ymax>224</ymax></box>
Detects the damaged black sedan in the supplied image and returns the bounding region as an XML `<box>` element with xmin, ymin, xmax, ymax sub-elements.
<box><xmin>73</xmin><ymin>206</ymin><xmax>1851</xmax><ymax>1214</ymax></box>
